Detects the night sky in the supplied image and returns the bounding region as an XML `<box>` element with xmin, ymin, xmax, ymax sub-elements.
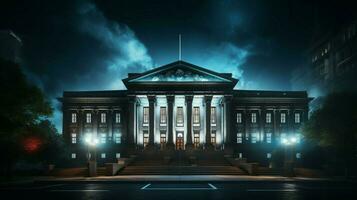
<box><xmin>1</xmin><ymin>0</ymin><xmax>356</xmax><ymax>132</ymax></box>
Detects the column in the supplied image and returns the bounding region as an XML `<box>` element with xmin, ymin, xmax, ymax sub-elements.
<box><xmin>127</xmin><ymin>96</ymin><xmax>136</xmax><ymax>146</ymax></box>
<box><xmin>147</xmin><ymin>95</ymin><xmax>156</xmax><ymax>145</ymax></box>
<box><xmin>185</xmin><ymin>95</ymin><xmax>193</xmax><ymax>148</ymax></box>
<box><xmin>224</xmin><ymin>96</ymin><xmax>233</xmax><ymax>146</ymax></box>
<box><xmin>204</xmin><ymin>95</ymin><xmax>213</xmax><ymax>148</ymax></box>
<box><xmin>108</xmin><ymin>109</ymin><xmax>113</xmax><ymax>141</ymax></box>
<box><xmin>166</xmin><ymin>95</ymin><xmax>175</xmax><ymax>148</ymax></box>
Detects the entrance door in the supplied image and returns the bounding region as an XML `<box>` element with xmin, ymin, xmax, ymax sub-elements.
<box><xmin>176</xmin><ymin>132</ymin><xmax>184</xmax><ymax>150</ymax></box>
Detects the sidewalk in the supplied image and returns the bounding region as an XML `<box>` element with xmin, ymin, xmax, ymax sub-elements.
<box><xmin>34</xmin><ymin>175</ymin><xmax>332</xmax><ymax>183</ymax></box>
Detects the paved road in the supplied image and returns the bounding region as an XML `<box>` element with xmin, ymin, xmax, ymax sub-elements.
<box><xmin>1</xmin><ymin>180</ymin><xmax>356</xmax><ymax>200</ymax></box>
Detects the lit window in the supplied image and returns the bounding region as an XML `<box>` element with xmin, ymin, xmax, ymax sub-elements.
<box><xmin>211</xmin><ymin>107</ymin><xmax>216</xmax><ymax>125</ymax></box>
<box><xmin>71</xmin><ymin>133</ymin><xmax>77</xmax><ymax>144</ymax></box>
<box><xmin>160</xmin><ymin>132</ymin><xmax>166</xmax><ymax>149</ymax></box>
<box><xmin>114</xmin><ymin>133</ymin><xmax>121</xmax><ymax>144</ymax></box>
<box><xmin>100</xmin><ymin>133</ymin><xmax>106</xmax><ymax>144</ymax></box>
<box><xmin>101</xmin><ymin>113</ymin><xmax>106</xmax><ymax>123</ymax></box>
<box><xmin>266</xmin><ymin>133</ymin><xmax>272</xmax><ymax>143</ymax></box>
<box><xmin>101</xmin><ymin>153</ymin><xmax>106</xmax><ymax>159</ymax></box>
<box><xmin>115</xmin><ymin>113</ymin><xmax>121</xmax><ymax>124</ymax></box>
<box><xmin>294</xmin><ymin>113</ymin><xmax>300</xmax><ymax>123</ymax></box>
<box><xmin>238</xmin><ymin>153</ymin><xmax>242</xmax><ymax>158</ymax></box>
<box><xmin>116</xmin><ymin>153</ymin><xmax>121</xmax><ymax>159</ymax></box>
<box><xmin>296</xmin><ymin>153</ymin><xmax>301</xmax><ymax>159</ymax></box>
<box><xmin>71</xmin><ymin>113</ymin><xmax>77</xmax><ymax>123</ymax></box>
<box><xmin>237</xmin><ymin>113</ymin><xmax>242</xmax><ymax>123</ymax></box>
<box><xmin>267</xmin><ymin>153</ymin><xmax>271</xmax><ymax>159</ymax></box>
<box><xmin>251</xmin><ymin>113</ymin><xmax>257</xmax><ymax>123</ymax></box>
<box><xmin>160</xmin><ymin>107</ymin><xmax>167</xmax><ymax>124</ymax></box>
<box><xmin>194</xmin><ymin>132</ymin><xmax>200</xmax><ymax>148</ymax></box>
<box><xmin>86</xmin><ymin>113</ymin><xmax>92</xmax><ymax>123</ymax></box>
<box><xmin>251</xmin><ymin>133</ymin><xmax>258</xmax><ymax>143</ymax></box>
<box><xmin>143</xmin><ymin>131</ymin><xmax>149</xmax><ymax>147</ymax></box>
<box><xmin>237</xmin><ymin>133</ymin><xmax>242</xmax><ymax>143</ymax></box>
<box><xmin>211</xmin><ymin>130</ymin><xmax>216</xmax><ymax>145</ymax></box>
<box><xmin>280</xmin><ymin>113</ymin><xmax>286</xmax><ymax>123</ymax></box>
<box><xmin>193</xmin><ymin>107</ymin><xmax>200</xmax><ymax>126</ymax></box>
<box><xmin>266</xmin><ymin>113</ymin><xmax>271</xmax><ymax>123</ymax></box>
<box><xmin>143</xmin><ymin>107</ymin><xmax>149</xmax><ymax>125</ymax></box>
<box><xmin>71</xmin><ymin>153</ymin><xmax>76</xmax><ymax>159</ymax></box>
<box><xmin>176</xmin><ymin>107</ymin><xmax>184</xmax><ymax>126</ymax></box>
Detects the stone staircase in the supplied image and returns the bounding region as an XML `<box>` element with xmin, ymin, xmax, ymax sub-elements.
<box><xmin>257</xmin><ymin>167</ymin><xmax>282</xmax><ymax>176</ymax></box>
<box><xmin>118</xmin><ymin>150</ymin><xmax>247</xmax><ymax>175</ymax></box>
<box><xmin>119</xmin><ymin>165</ymin><xmax>246</xmax><ymax>175</ymax></box>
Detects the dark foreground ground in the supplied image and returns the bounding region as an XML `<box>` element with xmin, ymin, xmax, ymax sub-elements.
<box><xmin>1</xmin><ymin>180</ymin><xmax>356</xmax><ymax>200</ymax></box>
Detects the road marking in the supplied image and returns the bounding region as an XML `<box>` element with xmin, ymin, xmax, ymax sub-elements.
<box><xmin>208</xmin><ymin>183</ymin><xmax>217</xmax><ymax>190</ymax></box>
<box><xmin>141</xmin><ymin>183</ymin><xmax>218</xmax><ymax>191</ymax></box>
<box><xmin>141</xmin><ymin>184</ymin><xmax>151</xmax><ymax>190</ymax></box>
<box><xmin>247</xmin><ymin>189</ymin><xmax>297</xmax><ymax>192</ymax></box>
<box><xmin>50</xmin><ymin>189</ymin><xmax>110</xmax><ymax>192</ymax></box>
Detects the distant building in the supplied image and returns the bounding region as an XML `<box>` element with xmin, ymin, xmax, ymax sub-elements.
<box><xmin>0</xmin><ymin>30</ymin><xmax>22</xmax><ymax>63</ymax></box>
<box><xmin>308</xmin><ymin>20</ymin><xmax>357</xmax><ymax>92</ymax></box>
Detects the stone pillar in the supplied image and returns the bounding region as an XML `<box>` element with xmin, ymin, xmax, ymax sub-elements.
<box><xmin>204</xmin><ymin>95</ymin><xmax>213</xmax><ymax>149</ymax></box>
<box><xmin>224</xmin><ymin>95</ymin><xmax>233</xmax><ymax>146</ymax></box>
<box><xmin>127</xmin><ymin>96</ymin><xmax>136</xmax><ymax>146</ymax></box>
<box><xmin>147</xmin><ymin>95</ymin><xmax>156</xmax><ymax>146</ymax></box>
<box><xmin>108</xmin><ymin>109</ymin><xmax>113</xmax><ymax>141</ymax></box>
<box><xmin>166</xmin><ymin>95</ymin><xmax>175</xmax><ymax>149</ymax></box>
<box><xmin>185</xmin><ymin>95</ymin><xmax>194</xmax><ymax>149</ymax></box>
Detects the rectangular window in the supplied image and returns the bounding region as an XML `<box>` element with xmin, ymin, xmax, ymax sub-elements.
<box><xmin>251</xmin><ymin>133</ymin><xmax>258</xmax><ymax>143</ymax></box>
<box><xmin>71</xmin><ymin>153</ymin><xmax>76</xmax><ymax>159</ymax></box>
<box><xmin>114</xmin><ymin>133</ymin><xmax>121</xmax><ymax>144</ymax></box>
<box><xmin>176</xmin><ymin>107</ymin><xmax>184</xmax><ymax>126</ymax></box>
<box><xmin>280</xmin><ymin>113</ymin><xmax>286</xmax><ymax>123</ymax></box>
<box><xmin>71</xmin><ymin>133</ymin><xmax>77</xmax><ymax>144</ymax></box>
<box><xmin>266</xmin><ymin>133</ymin><xmax>272</xmax><ymax>144</ymax></box>
<box><xmin>115</xmin><ymin>113</ymin><xmax>121</xmax><ymax>124</ymax></box>
<box><xmin>211</xmin><ymin>130</ymin><xmax>216</xmax><ymax>145</ymax></box>
<box><xmin>100</xmin><ymin>133</ymin><xmax>106</xmax><ymax>144</ymax></box>
<box><xmin>238</xmin><ymin>153</ymin><xmax>242</xmax><ymax>159</ymax></box>
<box><xmin>116</xmin><ymin>153</ymin><xmax>121</xmax><ymax>159</ymax></box>
<box><xmin>143</xmin><ymin>107</ymin><xmax>149</xmax><ymax>125</ymax></box>
<box><xmin>101</xmin><ymin>153</ymin><xmax>106</xmax><ymax>159</ymax></box>
<box><xmin>267</xmin><ymin>153</ymin><xmax>272</xmax><ymax>159</ymax></box>
<box><xmin>237</xmin><ymin>133</ymin><xmax>242</xmax><ymax>143</ymax></box>
<box><xmin>193</xmin><ymin>107</ymin><xmax>200</xmax><ymax>125</ymax></box>
<box><xmin>294</xmin><ymin>113</ymin><xmax>300</xmax><ymax>123</ymax></box>
<box><xmin>143</xmin><ymin>131</ymin><xmax>149</xmax><ymax>147</ymax></box>
<box><xmin>211</xmin><ymin>107</ymin><xmax>216</xmax><ymax>125</ymax></box>
<box><xmin>266</xmin><ymin>113</ymin><xmax>271</xmax><ymax>123</ymax></box>
<box><xmin>194</xmin><ymin>132</ymin><xmax>200</xmax><ymax>148</ymax></box>
<box><xmin>237</xmin><ymin>113</ymin><xmax>242</xmax><ymax>123</ymax></box>
<box><xmin>160</xmin><ymin>133</ymin><xmax>166</xmax><ymax>149</ymax></box>
<box><xmin>71</xmin><ymin>113</ymin><xmax>77</xmax><ymax>123</ymax></box>
<box><xmin>86</xmin><ymin>113</ymin><xmax>92</xmax><ymax>123</ymax></box>
<box><xmin>101</xmin><ymin>113</ymin><xmax>106</xmax><ymax>123</ymax></box>
<box><xmin>160</xmin><ymin>107</ymin><xmax>167</xmax><ymax>124</ymax></box>
<box><xmin>251</xmin><ymin>113</ymin><xmax>257</xmax><ymax>123</ymax></box>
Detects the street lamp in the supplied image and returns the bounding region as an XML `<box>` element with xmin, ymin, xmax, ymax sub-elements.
<box><xmin>281</xmin><ymin>135</ymin><xmax>298</xmax><ymax>177</ymax></box>
<box><xmin>84</xmin><ymin>134</ymin><xmax>98</xmax><ymax>177</ymax></box>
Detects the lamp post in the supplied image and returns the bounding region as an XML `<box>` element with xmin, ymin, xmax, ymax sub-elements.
<box><xmin>84</xmin><ymin>134</ymin><xmax>98</xmax><ymax>177</ymax></box>
<box><xmin>281</xmin><ymin>135</ymin><xmax>297</xmax><ymax>177</ymax></box>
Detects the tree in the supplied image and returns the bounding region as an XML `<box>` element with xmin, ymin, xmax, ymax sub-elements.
<box><xmin>303</xmin><ymin>91</ymin><xmax>357</xmax><ymax>176</ymax></box>
<box><xmin>0</xmin><ymin>58</ymin><xmax>53</xmax><ymax>177</ymax></box>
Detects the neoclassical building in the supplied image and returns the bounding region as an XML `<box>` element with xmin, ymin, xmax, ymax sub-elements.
<box><xmin>60</xmin><ymin>61</ymin><xmax>311</xmax><ymax>165</ymax></box>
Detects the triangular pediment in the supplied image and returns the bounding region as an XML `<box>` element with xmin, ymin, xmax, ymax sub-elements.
<box><xmin>122</xmin><ymin>61</ymin><xmax>238</xmax><ymax>91</ymax></box>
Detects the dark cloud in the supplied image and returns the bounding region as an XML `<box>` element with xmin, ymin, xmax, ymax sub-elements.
<box><xmin>1</xmin><ymin>0</ymin><xmax>356</xmax><ymax>131</ymax></box>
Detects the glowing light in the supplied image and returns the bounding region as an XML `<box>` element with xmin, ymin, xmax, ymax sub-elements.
<box><xmin>84</xmin><ymin>134</ymin><xmax>98</xmax><ymax>146</ymax></box>
<box><xmin>24</xmin><ymin>137</ymin><xmax>42</xmax><ymax>153</ymax></box>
